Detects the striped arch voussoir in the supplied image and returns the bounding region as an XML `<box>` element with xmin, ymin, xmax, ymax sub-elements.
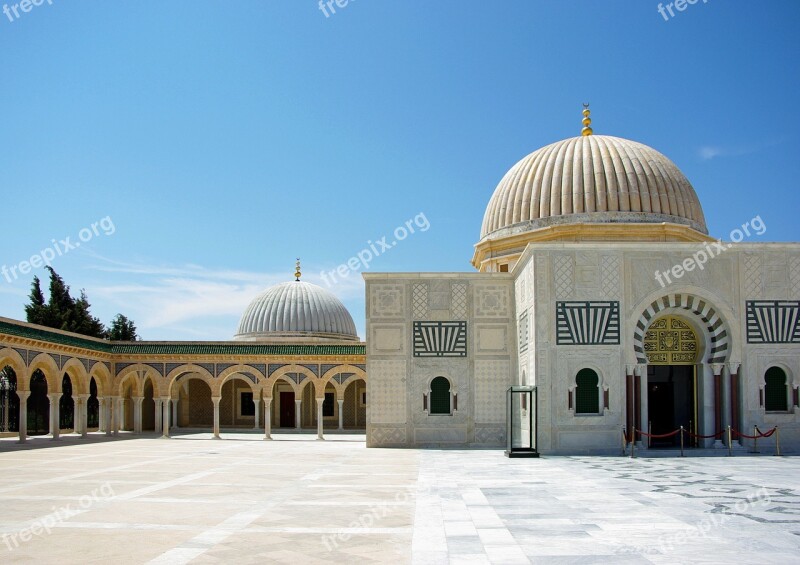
<box><xmin>633</xmin><ymin>294</ymin><xmax>728</xmax><ymax>364</ymax></box>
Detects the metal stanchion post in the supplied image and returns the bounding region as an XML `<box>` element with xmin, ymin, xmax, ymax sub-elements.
<box><xmin>648</xmin><ymin>421</ymin><xmax>652</xmax><ymax>448</ymax></box>
<box><xmin>622</xmin><ymin>426</ymin><xmax>626</xmax><ymax>456</ymax></box>
<box><xmin>727</xmin><ymin>426</ymin><xmax>732</xmax><ymax>457</ymax></box>
<box><xmin>753</xmin><ymin>425</ymin><xmax>758</xmax><ymax>454</ymax></box>
<box><xmin>680</xmin><ymin>426</ymin><xmax>684</xmax><ymax>457</ymax></box>
<box><xmin>775</xmin><ymin>426</ymin><xmax>781</xmax><ymax>456</ymax></box>
<box><xmin>630</xmin><ymin>429</ymin><xmax>635</xmax><ymax>459</ymax></box>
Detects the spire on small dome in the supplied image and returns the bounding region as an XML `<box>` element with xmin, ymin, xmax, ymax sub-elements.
<box><xmin>581</xmin><ymin>103</ymin><xmax>593</xmax><ymax>136</ymax></box>
<box><xmin>294</xmin><ymin>258</ymin><xmax>302</xmax><ymax>281</ymax></box>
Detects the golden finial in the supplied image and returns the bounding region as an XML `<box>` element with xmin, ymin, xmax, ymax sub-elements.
<box><xmin>581</xmin><ymin>103</ymin><xmax>593</xmax><ymax>136</ymax></box>
<box><xmin>294</xmin><ymin>258</ymin><xmax>302</xmax><ymax>281</ymax></box>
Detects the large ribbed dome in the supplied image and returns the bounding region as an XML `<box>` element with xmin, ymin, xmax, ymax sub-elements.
<box><xmin>480</xmin><ymin>135</ymin><xmax>707</xmax><ymax>240</ymax></box>
<box><xmin>235</xmin><ymin>281</ymin><xmax>358</xmax><ymax>341</ymax></box>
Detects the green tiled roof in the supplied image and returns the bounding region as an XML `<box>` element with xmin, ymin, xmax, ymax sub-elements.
<box><xmin>0</xmin><ymin>319</ymin><xmax>365</xmax><ymax>357</ymax></box>
<box><xmin>109</xmin><ymin>343</ymin><xmax>365</xmax><ymax>356</ymax></box>
<box><xmin>0</xmin><ymin>319</ymin><xmax>112</xmax><ymax>353</ymax></box>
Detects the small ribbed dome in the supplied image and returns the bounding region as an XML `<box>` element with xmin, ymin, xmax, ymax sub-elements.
<box><xmin>235</xmin><ymin>281</ymin><xmax>358</xmax><ymax>341</ymax></box>
<box><xmin>480</xmin><ymin>135</ymin><xmax>707</xmax><ymax>240</ymax></box>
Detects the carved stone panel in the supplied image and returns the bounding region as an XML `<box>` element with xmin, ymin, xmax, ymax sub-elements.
<box><xmin>554</xmin><ymin>255</ymin><xmax>574</xmax><ymax>299</ymax></box>
<box><xmin>371</xmin><ymin>284</ymin><xmax>405</xmax><ymax>318</ymax></box>
<box><xmin>451</xmin><ymin>283</ymin><xmax>468</xmax><ymax>320</ymax></box>
<box><xmin>474</xmin><ymin>285</ymin><xmax>511</xmax><ymax>318</ymax></box>
<box><xmin>474</xmin><ymin>360</ymin><xmax>510</xmax><ymax>424</ymax></box>
<box><xmin>368</xmin><ymin>360</ymin><xmax>407</xmax><ymax>424</ymax></box>
<box><xmin>412</xmin><ymin>284</ymin><xmax>428</xmax><ymax>319</ymax></box>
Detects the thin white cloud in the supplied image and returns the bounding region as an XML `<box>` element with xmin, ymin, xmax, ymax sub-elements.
<box><xmin>697</xmin><ymin>138</ymin><xmax>783</xmax><ymax>161</ymax></box>
<box><xmin>698</xmin><ymin>146</ymin><xmax>725</xmax><ymax>160</ymax></box>
<box><xmin>84</xmin><ymin>255</ymin><xmax>366</xmax><ymax>339</ymax></box>
<box><xmin>0</xmin><ymin>284</ymin><xmax>27</xmax><ymax>297</ymax></box>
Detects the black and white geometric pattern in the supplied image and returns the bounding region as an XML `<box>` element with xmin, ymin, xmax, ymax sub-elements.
<box><xmin>413</xmin><ymin>321</ymin><xmax>467</xmax><ymax>357</ymax></box>
<box><xmin>746</xmin><ymin>300</ymin><xmax>800</xmax><ymax>344</ymax></box>
<box><xmin>556</xmin><ymin>301</ymin><xmax>620</xmax><ymax>345</ymax></box>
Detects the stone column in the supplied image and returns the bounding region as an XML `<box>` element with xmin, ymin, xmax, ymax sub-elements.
<box><xmin>253</xmin><ymin>397</ymin><xmax>260</xmax><ymax>430</ymax></box>
<box><xmin>337</xmin><ymin>399</ymin><xmax>344</xmax><ymax>431</ymax></box>
<box><xmin>316</xmin><ymin>398</ymin><xmax>325</xmax><ymax>440</ymax></box>
<box><xmin>729</xmin><ymin>362</ymin><xmax>741</xmax><ymax>443</ymax></box>
<box><xmin>17</xmin><ymin>391</ymin><xmax>30</xmax><ymax>443</ymax></box>
<box><xmin>153</xmin><ymin>398</ymin><xmax>164</xmax><ymax>432</ymax></box>
<box><xmin>77</xmin><ymin>395</ymin><xmax>89</xmax><ymax>438</ymax></box>
<box><xmin>171</xmin><ymin>399</ymin><xmax>179</xmax><ymax>429</ymax></box>
<box><xmin>73</xmin><ymin>396</ymin><xmax>82</xmax><ymax>436</ymax></box>
<box><xmin>295</xmin><ymin>399</ymin><xmax>302</xmax><ymax>430</ymax></box>
<box><xmin>635</xmin><ymin>365</ymin><xmax>646</xmax><ymax>448</ymax></box>
<box><xmin>98</xmin><ymin>396</ymin><xmax>105</xmax><ymax>432</ymax></box>
<box><xmin>161</xmin><ymin>398</ymin><xmax>170</xmax><ymax>438</ymax></box>
<box><xmin>133</xmin><ymin>396</ymin><xmax>144</xmax><ymax>434</ymax></box>
<box><xmin>114</xmin><ymin>397</ymin><xmax>122</xmax><ymax>435</ymax></box>
<box><xmin>264</xmin><ymin>397</ymin><xmax>272</xmax><ymax>440</ymax></box>
<box><xmin>120</xmin><ymin>398</ymin><xmax>126</xmax><ymax>431</ymax></box>
<box><xmin>711</xmin><ymin>363</ymin><xmax>725</xmax><ymax>447</ymax></box>
<box><xmin>212</xmin><ymin>397</ymin><xmax>221</xmax><ymax>439</ymax></box>
<box><xmin>624</xmin><ymin>366</ymin><xmax>635</xmax><ymax>444</ymax></box>
<box><xmin>48</xmin><ymin>393</ymin><xmax>61</xmax><ymax>440</ymax></box>
<box><xmin>105</xmin><ymin>397</ymin><xmax>114</xmax><ymax>437</ymax></box>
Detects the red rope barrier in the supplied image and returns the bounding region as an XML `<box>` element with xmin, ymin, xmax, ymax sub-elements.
<box><xmin>685</xmin><ymin>429</ymin><xmax>725</xmax><ymax>439</ymax></box>
<box><xmin>635</xmin><ymin>428</ymin><xmax>681</xmax><ymax>439</ymax></box>
<box><xmin>755</xmin><ymin>426</ymin><xmax>777</xmax><ymax>438</ymax></box>
<box><xmin>731</xmin><ymin>427</ymin><xmax>777</xmax><ymax>440</ymax></box>
<box><xmin>630</xmin><ymin>427</ymin><xmax>777</xmax><ymax>443</ymax></box>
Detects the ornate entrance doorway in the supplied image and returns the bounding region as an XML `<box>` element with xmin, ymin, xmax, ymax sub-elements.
<box><xmin>644</xmin><ymin>316</ymin><xmax>699</xmax><ymax>447</ymax></box>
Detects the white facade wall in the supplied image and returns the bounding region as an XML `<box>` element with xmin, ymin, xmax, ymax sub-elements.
<box><xmin>364</xmin><ymin>274</ymin><xmax>515</xmax><ymax>447</ymax></box>
<box><xmin>365</xmin><ymin>242</ymin><xmax>800</xmax><ymax>453</ymax></box>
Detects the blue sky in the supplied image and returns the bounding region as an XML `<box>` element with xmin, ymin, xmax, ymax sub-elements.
<box><xmin>1</xmin><ymin>0</ymin><xmax>798</xmax><ymax>340</ymax></box>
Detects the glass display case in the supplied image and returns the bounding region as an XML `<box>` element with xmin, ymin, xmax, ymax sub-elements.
<box><xmin>505</xmin><ymin>386</ymin><xmax>539</xmax><ymax>458</ymax></box>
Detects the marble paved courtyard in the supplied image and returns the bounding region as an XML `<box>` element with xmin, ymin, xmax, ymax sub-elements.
<box><xmin>0</xmin><ymin>433</ymin><xmax>798</xmax><ymax>564</ymax></box>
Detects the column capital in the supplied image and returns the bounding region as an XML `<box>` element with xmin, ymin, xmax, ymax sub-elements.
<box><xmin>16</xmin><ymin>390</ymin><xmax>31</xmax><ymax>400</ymax></box>
<box><xmin>316</xmin><ymin>397</ymin><xmax>325</xmax><ymax>404</ymax></box>
<box><xmin>727</xmin><ymin>361</ymin><xmax>741</xmax><ymax>375</ymax></box>
<box><xmin>711</xmin><ymin>363</ymin><xmax>726</xmax><ymax>377</ymax></box>
<box><xmin>47</xmin><ymin>392</ymin><xmax>62</xmax><ymax>400</ymax></box>
<box><xmin>211</xmin><ymin>396</ymin><xmax>222</xmax><ymax>404</ymax></box>
<box><xmin>133</xmin><ymin>396</ymin><xmax>144</xmax><ymax>402</ymax></box>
